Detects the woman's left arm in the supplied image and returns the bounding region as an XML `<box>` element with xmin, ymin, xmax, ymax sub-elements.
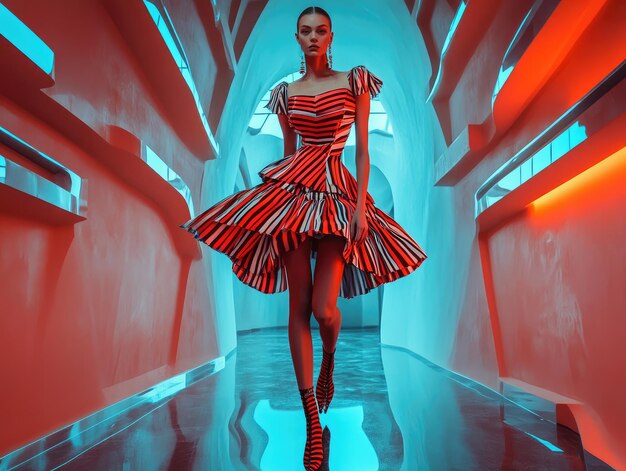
<box><xmin>351</xmin><ymin>92</ymin><xmax>371</xmax><ymax>243</ymax></box>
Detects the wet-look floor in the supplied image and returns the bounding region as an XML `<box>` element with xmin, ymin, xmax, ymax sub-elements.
<box><xmin>3</xmin><ymin>327</ymin><xmax>613</xmax><ymax>470</ymax></box>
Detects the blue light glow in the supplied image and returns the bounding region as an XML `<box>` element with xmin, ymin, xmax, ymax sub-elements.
<box><xmin>145</xmin><ymin>144</ymin><xmax>195</xmax><ymax>216</ymax></box>
<box><xmin>0</xmin><ymin>3</ymin><xmax>54</xmax><ymax>75</ymax></box>
<box><xmin>427</xmin><ymin>1</ymin><xmax>467</xmax><ymax>102</ymax></box>
<box><xmin>476</xmin><ymin>121</ymin><xmax>588</xmax><ymax>215</ymax></box>
<box><xmin>139</xmin><ymin>373</ymin><xmax>187</xmax><ymax>403</ymax></box>
<box><xmin>491</xmin><ymin>9</ymin><xmax>533</xmax><ymax>103</ymax></box>
<box><xmin>524</xmin><ymin>431</ymin><xmax>564</xmax><ymax>453</ymax></box>
<box><xmin>0</xmin><ymin>125</ymin><xmax>82</xmax><ymax>200</ymax></box>
<box><xmin>143</xmin><ymin>0</ymin><xmax>219</xmax><ymax>157</ymax></box>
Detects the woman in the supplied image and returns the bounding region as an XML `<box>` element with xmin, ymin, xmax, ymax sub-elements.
<box><xmin>181</xmin><ymin>5</ymin><xmax>427</xmax><ymax>470</ymax></box>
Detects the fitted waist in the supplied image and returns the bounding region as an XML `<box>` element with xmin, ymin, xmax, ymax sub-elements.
<box><xmin>300</xmin><ymin>139</ymin><xmax>333</xmax><ymax>147</ymax></box>
<box><xmin>298</xmin><ymin>140</ymin><xmax>345</xmax><ymax>157</ymax></box>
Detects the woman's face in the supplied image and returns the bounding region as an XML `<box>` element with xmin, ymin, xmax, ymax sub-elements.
<box><xmin>296</xmin><ymin>13</ymin><xmax>332</xmax><ymax>57</ymax></box>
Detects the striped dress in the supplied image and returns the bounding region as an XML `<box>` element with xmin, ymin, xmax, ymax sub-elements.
<box><xmin>180</xmin><ymin>65</ymin><xmax>427</xmax><ymax>298</ymax></box>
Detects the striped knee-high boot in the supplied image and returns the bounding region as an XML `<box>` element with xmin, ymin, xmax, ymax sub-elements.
<box><xmin>299</xmin><ymin>386</ymin><xmax>323</xmax><ymax>470</ymax></box>
<box><xmin>316</xmin><ymin>346</ymin><xmax>336</xmax><ymax>414</ymax></box>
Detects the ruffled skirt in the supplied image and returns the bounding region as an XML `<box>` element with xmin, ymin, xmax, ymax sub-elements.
<box><xmin>180</xmin><ymin>172</ymin><xmax>427</xmax><ymax>299</ymax></box>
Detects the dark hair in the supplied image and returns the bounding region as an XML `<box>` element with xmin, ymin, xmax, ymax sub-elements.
<box><xmin>297</xmin><ymin>6</ymin><xmax>332</xmax><ymax>31</ymax></box>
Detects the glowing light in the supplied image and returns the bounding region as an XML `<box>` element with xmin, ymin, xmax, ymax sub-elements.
<box><xmin>0</xmin><ymin>126</ymin><xmax>82</xmax><ymax>199</ymax></box>
<box><xmin>476</xmin><ymin>121</ymin><xmax>588</xmax><ymax>215</ymax></box>
<box><xmin>492</xmin><ymin>65</ymin><xmax>514</xmax><ymax>102</ymax></box>
<box><xmin>145</xmin><ymin>144</ymin><xmax>195</xmax><ymax>216</ymax></box>
<box><xmin>426</xmin><ymin>1</ymin><xmax>467</xmax><ymax>103</ymax></box>
<box><xmin>139</xmin><ymin>373</ymin><xmax>187</xmax><ymax>403</ymax></box>
<box><xmin>531</xmin><ymin>146</ymin><xmax>626</xmax><ymax>212</ymax></box>
<box><xmin>0</xmin><ymin>3</ymin><xmax>54</xmax><ymax>74</ymax></box>
<box><xmin>524</xmin><ymin>431</ymin><xmax>564</xmax><ymax>453</ymax></box>
<box><xmin>0</xmin><ymin>126</ymin><xmax>85</xmax><ymax>217</ymax></box>
<box><xmin>491</xmin><ymin>8</ymin><xmax>533</xmax><ymax>104</ymax></box>
<box><xmin>143</xmin><ymin>1</ymin><xmax>220</xmax><ymax>157</ymax></box>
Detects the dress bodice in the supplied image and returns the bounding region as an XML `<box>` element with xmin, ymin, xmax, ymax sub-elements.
<box><xmin>287</xmin><ymin>87</ymin><xmax>356</xmax><ymax>151</ymax></box>
<box><xmin>261</xmin><ymin>65</ymin><xmax>383</xmax><ymax>202</ymax></box>
<box><xmin>266</xmin><ymin>65</ymin><xmax>382</xmax><ymax>147</ymax></box>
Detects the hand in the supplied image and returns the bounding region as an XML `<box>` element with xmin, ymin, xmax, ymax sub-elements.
<box><xmin>350</xmin><ymin>207</ymin><xmax>368</xmax><ymax>245</ymax></box>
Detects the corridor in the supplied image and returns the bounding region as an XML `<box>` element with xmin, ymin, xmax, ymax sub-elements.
<box><xmin>1</xmin><ymin>0</ymin><xmax>625</xmax><ymax>469</ymax></box>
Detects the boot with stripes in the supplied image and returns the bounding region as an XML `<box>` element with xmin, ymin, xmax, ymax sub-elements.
<box><xmin>299</xmin><ymin>386</ymin><xmax>323</xmax><ymax>470</ymax></box>
<box><xmin>316</xmin><ymin>346</ymin><xmax>336</xmax><ymax>414</ymax></box>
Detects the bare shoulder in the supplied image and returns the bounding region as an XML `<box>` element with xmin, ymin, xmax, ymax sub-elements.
<box><xmin>286</xmin><ymin>77</ymin><xmax>303</xmax><ymax>95</ymax></box>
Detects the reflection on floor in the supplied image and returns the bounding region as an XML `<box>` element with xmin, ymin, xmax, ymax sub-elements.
<box><xmin>8</xmin><ymin>327</ymin><xmax>614</xmax><ymax>470</ymax></box>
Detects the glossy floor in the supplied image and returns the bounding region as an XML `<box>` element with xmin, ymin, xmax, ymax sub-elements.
<box><xmin>9</xmin><ymin>327</ymin><xmax>613</xmax><ymax>470</ymax></box>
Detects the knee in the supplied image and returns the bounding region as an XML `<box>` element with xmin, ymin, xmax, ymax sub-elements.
<box><xmin>312</xmin><ymin>301</ymin><xmax>336</xmax><ymax>325</ymax></box>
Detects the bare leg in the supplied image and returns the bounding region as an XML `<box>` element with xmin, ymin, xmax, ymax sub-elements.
<box><xmin>285</xmin><ymin>237</ymin><xmax>323</xmax><ymax>469</ymax></box>
<box><xmin>284</xmin><ymin>236</ymin><xmax>314</xmax><ymax>389</ymax></box>
<box><xmin>312</xmin><ymin>234</ymin><xmax>345</xmax><ymax>351</ymax></box>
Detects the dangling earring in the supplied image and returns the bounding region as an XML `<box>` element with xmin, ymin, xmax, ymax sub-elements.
<box><xmin>300</xmin><ymin>52</ymin><xmax>305</xmax><ymax>75</ymax></box>
<box><xmin>327</xmin><ymin>43</ymin><xmax>332</xmax><ymax>69</ymax></box>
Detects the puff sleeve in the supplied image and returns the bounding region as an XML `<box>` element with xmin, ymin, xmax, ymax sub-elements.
<box><xmin>349</xmin><ymin>65</ymin><xmax>383</xmax><ymax>99</ymax></box>
<box><xmin>264</xmin><ymin>81</ymin><xmax>288</xmax><ymax>115</ymax></box>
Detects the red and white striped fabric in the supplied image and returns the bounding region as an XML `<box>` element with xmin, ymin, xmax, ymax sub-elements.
<box><xmin>180</xmin><ymin>65</ymin><xmax>427</xmax><ymax>298</ymax></box>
